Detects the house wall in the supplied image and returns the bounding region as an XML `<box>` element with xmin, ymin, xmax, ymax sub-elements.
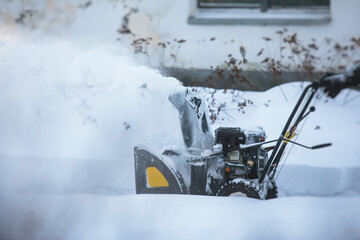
<box><xmin>122</xmin><ymin>0</ymin><xmax>360</xmax><ymax>69</ymax></box>
<box><xmin>125</xmin><ymin>0</ymin><xmax>360</xmax><ymax>89</ymax></box>
<box><xmin>1</xmin><ymin>0</ymin><xmax>359</xmax><ymax>89</ymax></box>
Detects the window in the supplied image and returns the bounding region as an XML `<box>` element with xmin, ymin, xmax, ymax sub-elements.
<box><xmin>199</xmin><ymin>0</ymin><xmax>261</xmax><ymax>8</ymax></box>
<box><xmin>189</xmin><ymin>0</ymin><xmax>331</xmax><ymax>25</ymax></box>
<box><xmin>199</xmin><ymin>0</ymin><xmax>330</xmax><ymax>9</ymax></box>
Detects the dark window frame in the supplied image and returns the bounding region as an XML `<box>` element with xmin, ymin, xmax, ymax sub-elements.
<box><xmin>189</xmin><ymin>0</ymin><xmax>331</xmax><ymax>25</ymax></box>
<box><xmin>198</xmin><ymin>1</ymin><xmax>259</xmax><ymax>9</ymax></box>
<box><xmin>198</xmin><ymin>0</ymin><xmax>330</xmax><ymax>12</ymax></box>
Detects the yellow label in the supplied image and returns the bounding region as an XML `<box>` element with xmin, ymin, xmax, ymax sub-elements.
<box><xmin>283</xmin><ymin>130</ymin><xmax>296</xmax><ymax>143</ymax></box>
<box><xmin>146</xmin><ymin>167</ymin><xmax>169</xmax><ymax>188</ymax></box>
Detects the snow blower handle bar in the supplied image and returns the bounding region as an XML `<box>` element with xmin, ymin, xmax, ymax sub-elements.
<box><xmin>259</xmin><ymin>63</ymin><xmax>360</xmax><ymax>184</ymax></box>
<box><xmin>258</xmin><ymin>83</ymin><xmax>317</xmax><ymax>184</ymax></box>
<box><xmin>281</xmin><ymin>137</ymin><xmax>332</xmax><ymax>150</ymax></box>
<box><xmin>311</xmin><ymin>143</ymin><xmax>332</xmax><ymax>150</ymax></box>
<box><xmin>238</xmin><ymin>136</ymin><xmax>332</xmax><ymax>150</ymax></box>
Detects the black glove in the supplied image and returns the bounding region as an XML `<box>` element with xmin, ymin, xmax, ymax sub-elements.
<box><xmin>320</xmin><ymin>63</ymin><xmax>360</xmax><ymax>98</ymax></box>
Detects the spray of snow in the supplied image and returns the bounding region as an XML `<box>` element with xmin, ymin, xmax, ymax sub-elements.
<box><xmin>0</xmin><ymin>36</ymin><xmax>185</xmax><ymax>194</ymax></box>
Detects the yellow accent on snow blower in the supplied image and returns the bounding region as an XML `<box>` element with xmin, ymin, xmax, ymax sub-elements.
<box><xmin>283</xmin><ymin>130</ymin><xmax>296</xmax><ymax>143</ymax></box>
<box><xmin>146</xmin><ymin>167</ymin><xmax>169</xmax><ymax>187</ymax></box>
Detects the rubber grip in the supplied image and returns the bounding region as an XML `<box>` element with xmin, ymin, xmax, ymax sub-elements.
<box><xmin>311</xmin><ymin>143</ymin><xmax>332</xmax><ymax>150</ymax></box>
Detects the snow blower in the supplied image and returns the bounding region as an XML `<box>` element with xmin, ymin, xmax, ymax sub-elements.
<box><xmin>134</xmin><ymin>63</ymin><xmax>360</xmax><ymax>199</ymax></box>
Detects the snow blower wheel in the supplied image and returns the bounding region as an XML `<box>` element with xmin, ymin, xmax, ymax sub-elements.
<box><xmin>266</xmin><ymin>181</ymin><xmax>278</xmax><ymax>199</ymax></box>
<box><xmin>216</xmin><ymin>179</ymin><xmax>262</xmax><ymax>199</ymax></box>
<box><xmin>216</xmin><ymin>179</ymin><xmax>278</xmax><ymax>199</ymax></box>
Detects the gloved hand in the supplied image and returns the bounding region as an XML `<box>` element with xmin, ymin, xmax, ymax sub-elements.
<box><xmin>319</xmin><ymin>62</ymin><xmax>360</xmax><ymax>98</ymax></box>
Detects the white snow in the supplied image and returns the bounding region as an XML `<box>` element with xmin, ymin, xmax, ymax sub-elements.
<box><xmin>1</xmin><ymin>2</ymin><xmax>360</xmax><ymax>240</ymax></box>
<box><xmin>1</xmin><ymin>194</ymin><xmax>360</xmax><ymax>240</ymax></box>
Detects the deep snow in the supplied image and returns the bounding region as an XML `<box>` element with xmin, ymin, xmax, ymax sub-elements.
<box><xmin>1</xmin><ymin>194</ymin><xmax>360</xmax><ymax>240</ymax></box>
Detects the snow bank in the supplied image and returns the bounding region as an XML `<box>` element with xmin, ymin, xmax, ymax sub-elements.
<box><xmin>278</xmin><ymin>165</ymin><xmax>360</xmax><ymax>197</ymax></box>
<box><xmin>1</xmin><ymin>194</ymin><xmax>359</xmax><ymax>240</ymax></box>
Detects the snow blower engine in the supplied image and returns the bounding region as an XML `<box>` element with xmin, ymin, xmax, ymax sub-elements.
<box><xmin>214</xmin><ymin>127</ymin><xmax>267</xmax><ymax>181</ymax></box>
<box><xmin>134</xmin><ymin>63</ymin><xmax>360</xmax><ymax>199</ymax></box>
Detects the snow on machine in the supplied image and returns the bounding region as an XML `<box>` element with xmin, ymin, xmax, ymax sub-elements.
<box><xmin>134</xmin><ymin>63</ymin><xmax>360</xmax><ymax>199</ymax></box>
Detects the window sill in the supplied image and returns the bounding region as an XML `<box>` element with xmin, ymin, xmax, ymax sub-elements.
<box><xmin>188</xmin><ymin>8</ymin><xmax>331</xmax><ymax>25</ymax></box>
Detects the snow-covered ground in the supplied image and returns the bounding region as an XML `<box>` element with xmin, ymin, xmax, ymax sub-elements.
<box><xmin>1</xmin><ymin>3</ymin><xmax>360</xmax><ymax>240</ymax></box>
<box><xmin>1</xmin><ymin>194</ymin><xmax>360</xmax><ymax>240</ymax></box>
<box><xmin>0</xmin><ymin>36</ymin><xmax>359</xmax><ymax>240</ymax></box>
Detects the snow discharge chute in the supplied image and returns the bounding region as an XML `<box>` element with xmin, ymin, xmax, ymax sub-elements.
<box><xmin>134</xmin><ymin>63</ymin><xmax>360</xmax><ymax>199</ymax></box>
<box><xmin>134</xmin><ymin>89</ymin><xmax>213</xmax><ymax>195</ymax></box>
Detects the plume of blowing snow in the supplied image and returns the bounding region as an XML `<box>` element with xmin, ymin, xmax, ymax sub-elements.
<box><xmin>0</xmin><ymin>37</ymin><xmax>185</xmax><ymax>195</ymax></box>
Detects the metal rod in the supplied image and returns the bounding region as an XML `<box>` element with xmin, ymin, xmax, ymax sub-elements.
<box><xmin>282</xmin><ymin>138</ymin><xmax>332</xmax><ymax>150</ymax></box>
<box><xmin>271</xmin><ymin>85</ymin><xmax>319</xmax><ymax>175</ymax></box>
<box><xmin>258</xmin><ymin>83</ymin><xmax>315</xmax><ymax>184</ymax></box>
